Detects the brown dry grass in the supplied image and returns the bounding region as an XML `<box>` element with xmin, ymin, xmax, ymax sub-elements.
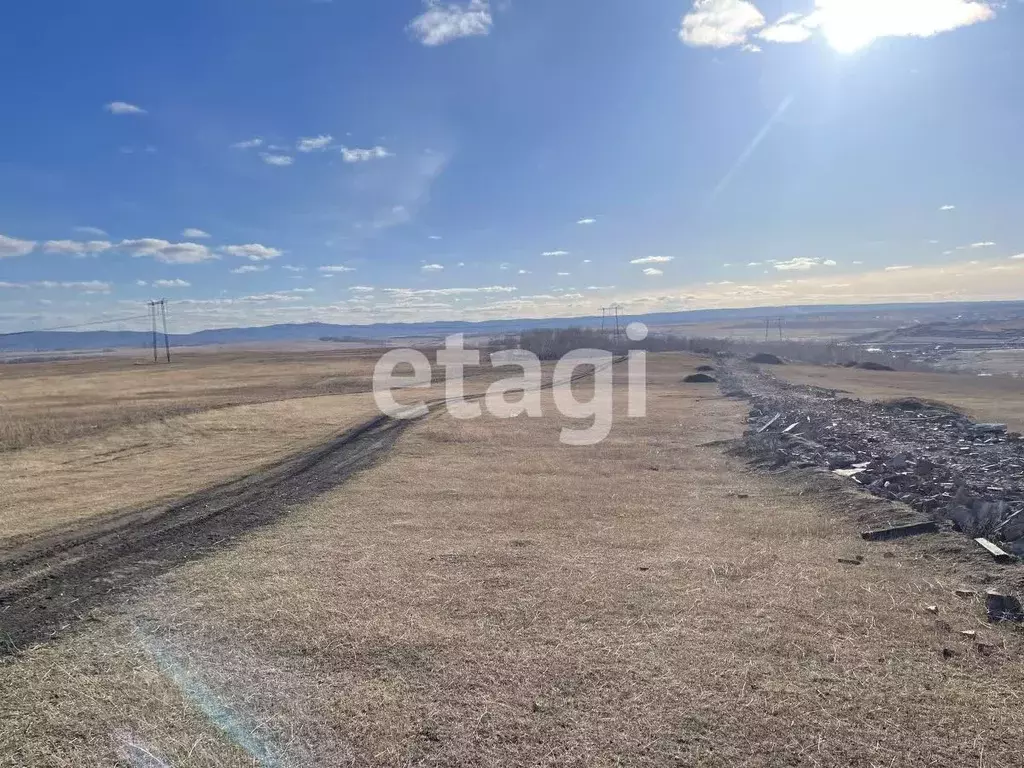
<box><xmin>0</xmin><ymin>349</ymin><xmax>500</xmax><ymax>542</ymax></box>
<box><xmin>0</xmin><ymin>349</ymin><xmax>387</xmax><ymax>451</ymax></box>
<box><xmin>3</xmin><ymin>353</ymin><xmax>1024</xmax><ymax>766</ymax></box>
<box><xmin>774</xmin><ymin>363</ymin><xmax>1024</xmax><ymax>433</ymax></box>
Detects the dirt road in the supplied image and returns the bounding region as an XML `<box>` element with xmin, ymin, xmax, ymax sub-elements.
<box><xmin>0</xmin><ymin>414</ymin><xmax>411</xmax><ymax>651</ymax></box>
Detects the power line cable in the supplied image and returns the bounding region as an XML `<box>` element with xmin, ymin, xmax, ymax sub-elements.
<box><xmin>0</xmin><ymin>312</ymin><xmax>154</xmax><ymax>338</ymax></box>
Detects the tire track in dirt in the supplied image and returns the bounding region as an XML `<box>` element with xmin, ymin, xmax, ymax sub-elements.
<box><xmin>0</xmin><ymin>360</ymin><xmax>615</xmax><ymax>653</ymax></box>
<box><xmin>0</xmin><ymin>414</ymin><xmax>410</xmax><ymax>652</ymax></box>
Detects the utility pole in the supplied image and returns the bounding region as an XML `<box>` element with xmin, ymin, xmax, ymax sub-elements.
<box><xmin>148</xmin><ymin>300</ymin><xmax>159</xmax><ymax>362</ymax></box>
<box><xmin>159</xmin><ymin>299</ymin><xmax>171</xmax><ymax>363</ymax></box>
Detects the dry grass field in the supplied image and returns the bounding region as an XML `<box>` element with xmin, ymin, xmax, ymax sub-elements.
<box><xmin>3</xmin><ymin>353</ymin><xmax>1024</xmax><ymax>766</ymax></box>
<box><xmin>0</xmin><ymin>349</ymin><xmax>387</xmax><ymax>451</ymax></box>
<box><xmin>772</xmin><ymin>363</ymin><xmax>1024</xmax><ymax>432</ymax></box>
<box><xmin>0</xmin><ymin>349</ymin><xmax>500</xmax><ymax>542</ymax></box>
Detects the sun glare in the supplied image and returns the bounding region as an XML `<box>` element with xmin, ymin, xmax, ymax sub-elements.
<box><xmin>821</xmin><ymin>19</ymin><xmax>878</xmax><ymax>53</ymax></box>
<box><xmin>816</xmin><ymin>1</ymin><xmax>883</xmax><ymax>53</ymax></box>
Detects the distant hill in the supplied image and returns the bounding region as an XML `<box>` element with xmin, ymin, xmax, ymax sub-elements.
<box><xmin>3</xmin><ymin>301</ymin><xmax>1024</xmax><ymax>354</ymax></box>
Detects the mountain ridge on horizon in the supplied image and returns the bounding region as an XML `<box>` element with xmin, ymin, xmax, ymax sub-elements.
<box><xmin>3</xmin><ymin>300</ymin><xmax>1024</xmax><ymax>354</ymax></box>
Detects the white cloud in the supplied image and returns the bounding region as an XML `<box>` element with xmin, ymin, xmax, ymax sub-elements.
<box><xmin>812</xmin><ymin>0</ymin><xmax>996</xmax><ymax>52</ymax></box>
<box><xmin>642</xmin><ymin>268</ymin><xmax>664</xmax><ymax>276</ymax></box>
<box><xmin>260</xmin><ymin>152</ymin><xmax>294</xmax><ymax>166</ymax></box>
<box><xmin>40</xmin><ymin>239</ymin><xmax>112</xmax><ymax>256</ymax></box>
<box><xmin>758</xmin><ymin>11</ymin><xmax>817</xmax><ymax>42</ymax></box>
<box><xmin>340</xmin><ymin>145</ymin><xmax>393</xmax><ymax>163</ymax></box>
<box><xmin>350</xmin><ymin>286</ymin><xmax>375</xmax><ymax>293</ymax></box>
<box><xmin>940</xmin><ymin>204</ymin><xmax>956</xmax><ymax>211</ymax></box>
<box><xmin>969</xmin><ymin>241</ymin><xmax>996</xmax><ymax>248</ymax></box>
<box><xmin>885</xmin><ymin>265</ymin><xmax>913</xmax><ymax>271</ymax></box>
<box><xmin>741</xmin><ymin>42</ymin><xmax>762</xmax><ymax>52</ymax></box>
<box><xmin>0</xmin><ymin>234</ymin><xmax>36</xmax><ymax>259</ymax></box>
<box><xmin>118</xmin><ymin>239</ymin><xmax>217</xmax><ymax>264</ymax></box>
<box><xmin>36</xmin><ymin>280</ymin><xmax>112</xmax><ymax>293</ymax></box>
<box><xmin>239</xmin><ymin>292</ymin><xmax>305</xmax><ymax>303</ymax></box>
<box><xmin>319</xmin><ymin>265</ymin><xmax>356</xmax><ymax>273</ymax></box>
<box><xmin>383</xmin><ymin>285</ymin><xmax>514</xmax><ymax>297</ymax></box>
<box><xmin>152</xmin><ymin>278</ymin><xmax>190</xmax><ymax>288</ymax></box>
<box><xmin>231</xmin><ymin>265</ymin><xmax>270</xmax><ymax>274</ymax></box>
<box><xmin>220</xmin><ymin>243</ymin><xmax>283</xmax><ymax>261</ymax></box>
<box><xmin>518</xmin><ymin>269</ymin><xmax>530</xmax><ymax>275</ymax></box>
<box><xmin>408</xmin><ymin>0</ymin><xmax>493</xmax><ymax>46</ymax></box>
<box><xmin>105</xmin><ymin>101</ymin><xmax>146</xmax><ymax>115</ymax></box>
<box><xmin>282</xmin><ymin>265</ymin><xmax>306</xmax><ymax>272</ymax></box>
<box><xmin>181</xmin><ymin>228</ymin><xmax>211</xmax><ymax>239</ymax></box>
<box><xmin>1010</xmin><ymin>254</ymin><xmax>1024</xmax><ymax>260</ymax></box>
<box><xmin>428</xmin><ymin>235</ymin><xmax>443</xmax><ymax>240</ymax></box>
<box><xmin>73</xmin><ymin>226</ymin><xmax>108</xmax><ymax>237</ymax></box>
<box><xmin>680</xmin><ymin>0</ymin><xmax>997</xmax><ymax>52</ymax></box>
<box><xmin>542</xmin><ymin>250</ymin><xmax>569</xmax><ymax>257</ymax></box>
<box><xmin>556</xmin><ymin>272</ymin><xmax>570</xmax><ymax>277</ymax></box>
<box><xmin>231</xmin><ymin>138</ymin><xmax>263</xmax><ymax>150</ymax></box>
<box><xmin>421</xmin><ymin>263</ymin><xmax>444</xmax><ymax>272</ymax></box>
<box><xmin>630</xmin><ymin>255</ymin><xmax>674</xmax><ymax>265</ymax></box>
<box><xmin>577</xmin><ymin>218</ymin><xmax>597</xmax><ymax>225</ymax></box>
<box><xmin>680</xmin><ymin>0</ymin><xmax>766</xmax><ymax>47</ymax></box>
<box><xmin>773</xmin><ymin>257</ymin><xmax>837</xmax><ymax>271</ymax></box>
<box><xmin>297</xmin><ymin>134</ymin><xmax>334</xmax><ymax>152</ymax></box>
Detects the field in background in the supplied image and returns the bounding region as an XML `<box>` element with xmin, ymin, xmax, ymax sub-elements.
<box><xmin>772</xmin><ymin>363</ymin><xmax>1024</xmax><ymax>433</ymax></box>
<box><xmin>3</xmin><ymin>354</ymin><xmax>1023</xmax><ymax>766</ymax></box>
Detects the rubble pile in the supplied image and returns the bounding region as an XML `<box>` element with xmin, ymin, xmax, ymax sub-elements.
<box><xmin>720</xmin><ymin>364</ymin><xmax>1024</xmax><ymax>556</ymax></box>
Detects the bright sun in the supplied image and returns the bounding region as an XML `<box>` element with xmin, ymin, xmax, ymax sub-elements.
<box><xmin>821</xmin><ymin>17</ymin><xmax>880</xmax><ymax>53</ymax></box>
<box><xmin>815</xmin><ymin>1</ymin><xmax>886</xmax><ymax>53</ymax></box>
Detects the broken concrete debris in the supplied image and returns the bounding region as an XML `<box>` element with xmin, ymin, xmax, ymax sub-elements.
<box><xmin>974</xmin><ymin>537</ymin><xmax>1014</xmax><ymax>564</ymax></box>
<box><xmin>985</xmin><ymin>591</ymin><xmax>1024</xmax><ymax>623</ymax></box>
<box><xmin>722</xmin><ymin>362</ymin><xmax>1024</xmax><ymax>560</ymax></box>
<box><xmin>860</xmin><ymin>521</ymin><xmax>939</xmax><ymax>541</ymax></box>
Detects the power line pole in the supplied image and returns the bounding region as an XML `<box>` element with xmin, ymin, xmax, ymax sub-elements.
<box><xmin>159</xmin><ymin>299</ymin><xmax>171</xmax><ymax>363</ymax></box>
<box><xmin>148</xmin><ymin>300</ymin><xmax>159</xmax><ymax>362</ymax></box>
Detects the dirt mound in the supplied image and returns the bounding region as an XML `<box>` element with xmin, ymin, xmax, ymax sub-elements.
<box><xmin>696</xmin><ymin>365</ymin><xmax>715</xmax><ymax>372</ymax></box>
<box><xmin>856</xmin><ymin>361</ymin><xmax>895</xmax><ymax>372</ymax></box>
<box><xmin>747</xmin><ymin>353</ymin><xmax>784</xmax><ymax>365</ymax></box>
<box><xmin>683</xmin><ymin>373</ymin><xmax>717</xmax><ymax>383</ymax></box>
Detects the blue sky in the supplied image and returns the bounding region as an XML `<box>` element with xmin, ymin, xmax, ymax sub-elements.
<box><xmin>1</xmin><ymin>0</ymin><xmax>1023</xmax><ymax>332</ymax></box>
